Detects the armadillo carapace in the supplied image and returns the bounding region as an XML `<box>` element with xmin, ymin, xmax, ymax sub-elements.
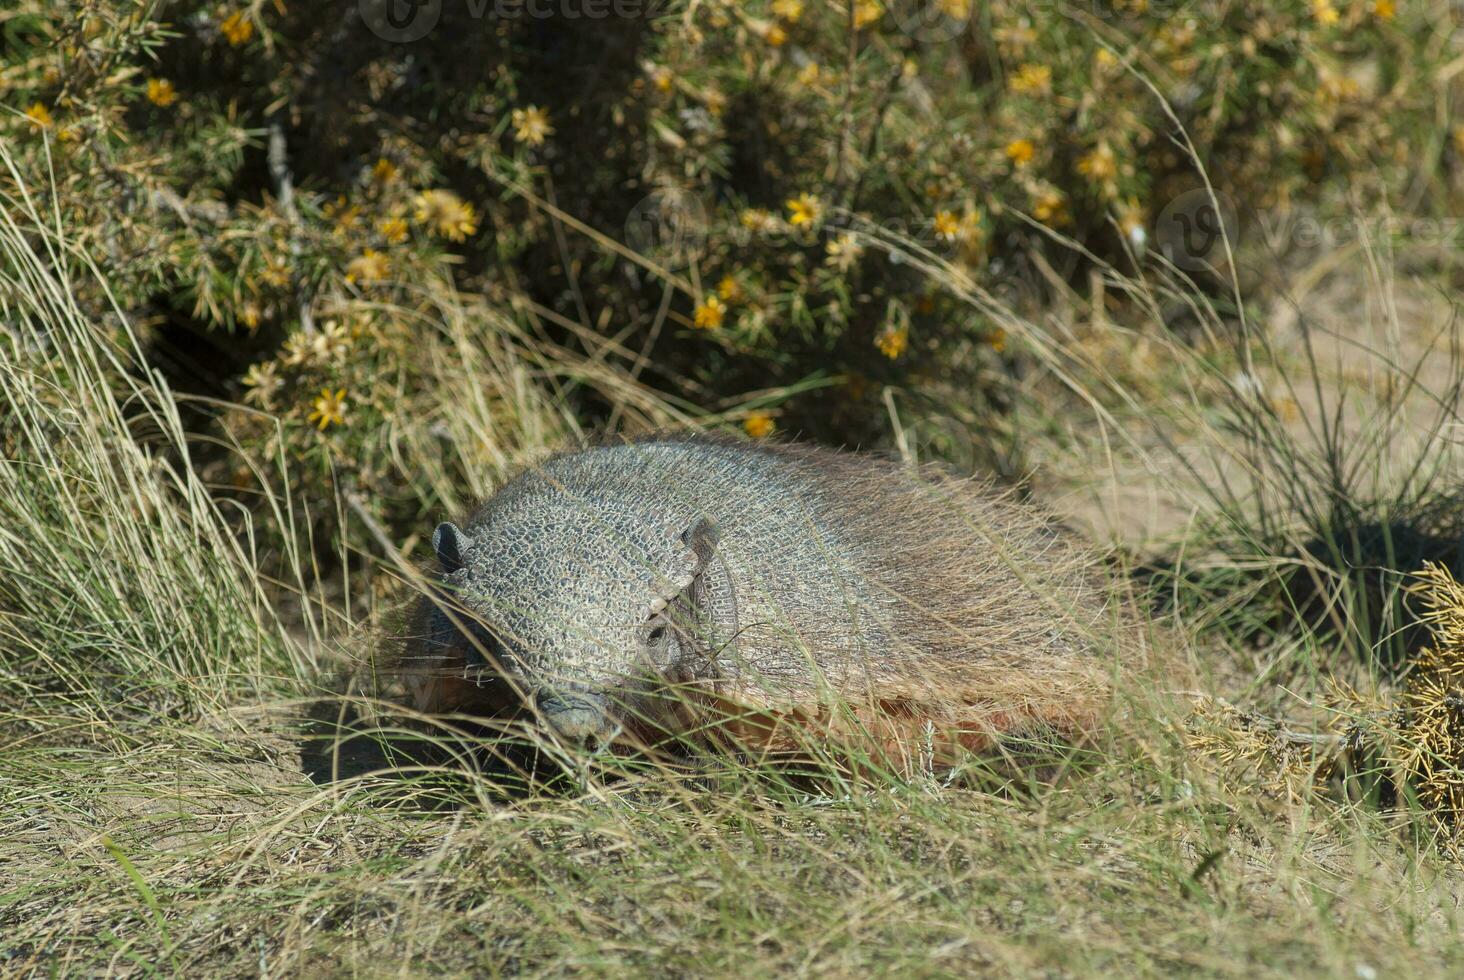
<box><xmin>403</xmin><ymin>436</ymin><xmax>1116</xmax><ymax>768</ymax></box>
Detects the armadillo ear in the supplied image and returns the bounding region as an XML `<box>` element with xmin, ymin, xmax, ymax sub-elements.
<box><xmin>681</xmin><ymin>515</ymin><xmax>720</xmax><ymax>570</ymax></box>
<box><xmin>433</xmin><ymin>522</ymin><xmax>474</xmax><ymax>573</ymax></box>
<box><xmin>673</xmin><ymin>515</ymin><xmax>737</xmax><ymax>664</ymax></box>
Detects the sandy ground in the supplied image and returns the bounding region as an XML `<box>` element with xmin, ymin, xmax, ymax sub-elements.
<box><xmin>1045</xmin><ymin>264</ymin><xmax>1461</xmax><ymax>553</ymax></box>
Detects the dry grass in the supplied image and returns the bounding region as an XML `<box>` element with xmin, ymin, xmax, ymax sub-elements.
<box><xmin>5</xmin><ymin>150</ymin><xmax>1464</xmax><ymax>978</ymax></box>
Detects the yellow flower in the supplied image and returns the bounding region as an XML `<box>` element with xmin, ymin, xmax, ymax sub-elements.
<box><xmin>743</xmin><ymin>412</ymin><xmax>775</xmax><ymax>438</ymax></box>
<box><xmin>1032</xmin><ymin>189</ymin><xmax>1067</xmax><ymax>225</ymax></box>
<box><xmin>1311</xmin><ymin>0</ymin><xmax>1339</xmax><ymax>24</ymax></box>
<box><xmin>262</xmin><ymin>255</ymin><xmax>290</xmax><ymax>288</ymax></box>
<box><xmin>324</xmin><ymin>195</ymin><xmax>362</xmax><ymax>232</ymax></box>
<box><xmin>378</xmin><ymin>217</ymin><xmax>409</xmax><ymax>244</ymax></box>
<box><xmin>932</xmin><ymin>210</ymin><xmax>960</xmax><ymax>242</ymax></box>
<box><xmin>24</xmin><ymin>103</ymin><xmax>53</xmax><ymax>129</ymax></box>
<box><xmin>853</xmin><ymin>0</ymin><xmax>883</xmax><ymax>29</ymax></box>
<box><xmin>825</xmin><ymin>232</ymin><xmax>863</xmax><ymax>270</ymax></box>
<box><xmin>1005</xmin><ymin>138</ymin><xmax>1035</xmax><ymax>166</ymax></box>
<box><xmin>1009</xmin><ymin>63</ymin><xmax>1051</xmax><ymax>94</ymax></box>
<box><xmin>766</xmin><ymin>24</ymin><xmax>788</xmax><ymax>46</ymax></box>
<box><xmin>220</xmin><ymin>11</ymin><xmax>254</xmax><ymax>46</ymax></box>
<box><xmin>413</xmin><ymin>189</ymin><xmax>478</xmax><ymax>242</ymax></box>
<box><xmin>511</xmin><ymin>105</ymin><xmax>554</xmax><ymax>146</ymax></box>
<box><xmin>288</xmin><ymin>328</ymin><xmax>335</xmax><ymax>363</ymax></box>
<box><xmin>1077</xmin><ymin>144</ymin><xmax>1118</xmax><ymax>183</ymax></box>
<box><xmin>308</xmin><ymin>388</ymin><xmax>348</xmax><ymax>430</ymax></box>
<box><xmin>346</xmin><ymin>249</ymin><xmax>391</xmax><ymax>284</ymax></box>
<box><xmin>786</xmin><ymin>192</ymin><xmax>823</xmax><ymax>227</ymax></box>
<box><xmin>649</xmin><ymin>66</ymin><xmax>674</xmax><ymax>93</ymax></box>
<box><xmin>242</xmin><ymin>362</ymin><xmax>281</xmax><ymax>408</ymax></box>
<box><xmin>988</xmin><ymin>327</ymin><xmax>1007</xmax><ymax>353</ymax></box>
<box><xmin>1372</xmin><ymin>0</ymin><xmax>1394</xmax><ymax>18</ymax></box>
<box><xmin>716</xmin><ymin>275</ymin><xmax>742</xmax><ymax>302</ymax></box>
<box><xmin>796</xmin><ymin>62</ymin><xmax>822</xmax><ymax>87</ymax></box>
<box><xmin>938</xmin><ymin>0</ymin><xmax>970</xmax><ymax>17</ymax></box>
<box><xmin>772</xmin><ymin>0</ymin><xmax>804</xmax><ymax>21</ymax></box>
<box><xmin>704</xmin><ymin>90</ymin><xmax>727</xmax><ymax>117</ymax></box>
<box><xmin>876</xmin><ymin>326</ymin><xmax>909</xmax><ymax>360</ymax></box>
<box><xmin>319</xmin><ymin>320</ymin><xmax>353</xmax><ymax>358</ymax></box>
<box><xmin>145</xmin><ymin>79</ymin><xmax>178</xmax><ymax>107</ymax></box>
<box><xmin>740</xmin><ymin>208</ymin><xmax>779</xmax><ymax>233</ymax></box>
<box><xmin>240</xmin><ymin>302</ymin><xmax>262</xmax><ymax>330</ymax></box>
<box><xmin>371</xmin><ymin>157</ymin><xmax>400</xmax><ymax>183</ymax></box>
<box><xmin>281</xmin><ymin>332</ymin><xmax>318</xmax><ymax>367</ymax></box>
<box><xmin>693</xmin><ymin>296</ymin><xmax>726</xmax><ymax>330</ymax></box>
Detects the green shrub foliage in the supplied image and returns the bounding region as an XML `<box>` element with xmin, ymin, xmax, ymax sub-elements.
<box><xmin>1</xmin><ymin>0</ymin><xmax>1446</xmax><ymax>520</ymax></box>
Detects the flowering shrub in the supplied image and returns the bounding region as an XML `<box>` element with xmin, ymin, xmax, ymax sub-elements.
<box><xmin>0</xmin><ymin>0</ymin><xmax>1450</xmax><ymax>551</ymax></box>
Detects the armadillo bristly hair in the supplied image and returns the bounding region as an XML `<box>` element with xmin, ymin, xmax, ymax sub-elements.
<box><xmin>403</xmin><ymin>435</ymin><xmax>1120</xmax><ymax>760</ymax></box>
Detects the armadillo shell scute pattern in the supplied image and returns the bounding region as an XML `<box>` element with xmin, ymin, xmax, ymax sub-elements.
<box><xmin>436</xmin><ymin>436</ymin><xmax>1111</xmax><ymax>713</ymax></box>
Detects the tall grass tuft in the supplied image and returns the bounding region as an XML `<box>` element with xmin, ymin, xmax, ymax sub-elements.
<box><xmin>0</xmin><ymin>144</ymin><xmax>309</xmax><ymax>723</ymax></box>
<box><xmin>1163</xmin><ymin>275</ymin><xmax>1464</xmax><ymax>674</ymax></box>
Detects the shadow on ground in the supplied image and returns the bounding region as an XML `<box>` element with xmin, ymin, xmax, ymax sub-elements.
<box><xmin>296</xmin><ymin>697</ymin><xmax>1105</xmax><ymax>806</ymax></box>
<box><xmin>298</xmin><ymin>697</ymin><xmax>541</xmax><ymax>805</ymax></box>
<box><xmin>1138</xmin><ymin>514</ymin><xmax>1464</xmax><ymax>671</ymax></box>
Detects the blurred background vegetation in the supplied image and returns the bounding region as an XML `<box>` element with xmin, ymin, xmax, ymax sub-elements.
<box><xmin>4</xmin><ymin>0</ymin><xmax>1456</xmax><ymax>583</ymax></box>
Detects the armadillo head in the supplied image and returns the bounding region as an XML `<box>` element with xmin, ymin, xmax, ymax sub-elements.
<box><xmin>422</xmin><ymin>492</ymin><xmax>734</xmax><ymax>748</ymax></box>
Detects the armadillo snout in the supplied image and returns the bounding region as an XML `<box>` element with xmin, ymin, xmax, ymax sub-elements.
<box><xmin>535</xmin><ymin>689</ymin><xmax>616</xmax><ymax>745</ymax></box>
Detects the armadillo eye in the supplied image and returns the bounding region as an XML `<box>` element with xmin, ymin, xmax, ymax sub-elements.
<box><xmin>647</xmin><ymin>624</ymin><xmax>667</xmax><ymax>644</ymax></box>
